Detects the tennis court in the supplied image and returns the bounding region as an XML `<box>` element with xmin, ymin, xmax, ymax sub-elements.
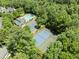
<box><xmin>34</xmin><ymin>29</ymin><xmax>53</xmax><ymax>46</ymax></box>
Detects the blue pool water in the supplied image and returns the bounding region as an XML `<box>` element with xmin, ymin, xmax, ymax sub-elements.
<box><xmin>34</xmin><ymin>29</ymin><xmax>51</xmax><ymax>46</ymax></box>
<box><xmin>23</xmin><ymin>14</ymin><xmax>34</xmax><ymax>21</ymax></box>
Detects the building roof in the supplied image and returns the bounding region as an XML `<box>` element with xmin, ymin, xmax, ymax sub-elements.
<box><xmin>0</xmin><ymin>17</ymin><xmax>3</xmax><ymax>29</ymax></box>
<box><xmin>14</xmin><ymin>14</ymin><xmax>35</xmax><ymax>26</ymax></box>
<box><xmin>6</xmin><ymin>7</ymin><xmax>16</xmax><ymax>13</ymax></box>
<box><xmin>0</xmin><ymin>7</ymin><xmax>5</xmax><ymax>13</ymax></box>
<box><xmin>0</xmin><ymin>6</ymin><xmax>16</xmax><ymax>13</ymax></box>
<box><xmin>14</xmin><ymin>18</ymin><xmax>25</xmax><ymax>26</ymax></box>
<box><xmin>0</xmin><ymin>46</ymin><xmax>10</xmax><ymax>59</ymax></box>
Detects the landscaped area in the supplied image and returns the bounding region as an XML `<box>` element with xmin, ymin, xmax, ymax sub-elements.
<box><xmin>0</xmin><ymin>12</ymin><xmax>57</xmax><ymax>59</ymax></box>
<box><xmin>14</xmin><ymin>13</ymin><xmax>57</xmax><ymax>51</ymax></box>
<box><xmin>0</xmin><ymin>0</ymin><xmax>79</xmax><ymax>59</ymax></box>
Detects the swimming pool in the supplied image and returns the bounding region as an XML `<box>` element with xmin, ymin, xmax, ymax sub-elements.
<box><xmin>14</xmin><ymin>14</ymin><xmax>35</xmax><ymax>26</ymax></box>
<box><xmin>23</xmin><ymin>14</ymin><xmax>34</xmax><ymax>21</ymax></box>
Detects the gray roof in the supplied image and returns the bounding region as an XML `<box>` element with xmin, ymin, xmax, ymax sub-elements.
<box><xmin>6</xmin><ymin>7</ymin><xmax>16</xmax><ymax>13</ymax></box>
<box><xmin>0</xmin><ymin>46</ymin><xmax>10</xmax><ymax>59</ymax></box>
<box><xmin>0</xmin><ymin>17</ymin><xmax>3</xmax><ymax>29</ymax></box>
<box><xmin>14</xmin><ymin>18</ymin><xmax>25</xmax><ymax>26</ymax></box>
<box><xmin>0</xmin><ymin>6</ymin><xmax>16</xmax><ymax>13</ymax></box>
<box><xmin>0</xmin><ymin>7</ymin><xmax>5</xmax><ymax>13</ymax></box>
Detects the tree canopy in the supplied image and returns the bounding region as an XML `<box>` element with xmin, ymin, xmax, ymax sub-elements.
<box><xmin>0</xmin><ymin>0</ymin><xmax>79</xmax><ymax>59</ymax></box>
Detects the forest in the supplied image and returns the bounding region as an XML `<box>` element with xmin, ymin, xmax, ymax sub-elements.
<box><xmin>0</xmin><ymin>0</ymin><xmax>79</xmax><ymax>59</ymax></box>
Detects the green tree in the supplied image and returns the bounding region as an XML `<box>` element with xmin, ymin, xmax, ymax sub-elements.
<box><xmin>43</xmin><ymin>41</ymin><xmax>63</xmax><ymax>59</ymax></box>
<box><xmin>9</xmin><ymin>52</ymin><xmax>29</xmax><ymax>59</ymax></box>
<box><xmin>46</xmin><ymin>5</ymin><xmax>72</xmax><ymax>34</ymax></box>
<box><xmin>43</xmin><ymin>30</ymin><xmax>79</xmax><ymax>59</ymax></box>
<box><xmin>59</xmin><ymin>52</ymin><xmax>76</xmax><ymax>59</ymax></box>
<box><xmin>6</xmin><ymin>26</ymin><xmax>42</xmax><ymax>59</ymax></box>
<box><xmin>2</xmin><ymin>14</ymin><xmax>13</xmax><ymax>29</ymax></box>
